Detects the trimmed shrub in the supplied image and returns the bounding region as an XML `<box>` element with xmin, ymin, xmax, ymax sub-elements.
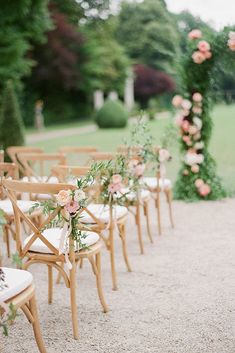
<box><xmin>0</xmin><ymin>81</ymin><xmax>25</xmax><ymax>152</ymax></box>
<box><xmin>95</xmin><ymin>100</ymin><xmax>128</xmax><ymax>128</ymax></box>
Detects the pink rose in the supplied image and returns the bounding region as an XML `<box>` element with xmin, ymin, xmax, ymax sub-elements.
<box><xmin>112</xmin><ymin>174</ymin><xmax>122</xmax><ymax>184</ymax></box>
<box><xmin>108</xmin><ymin>182</ymin><xmax>122</xmax><ymax>194</ymax></box>
<box><xmin>188</xmin><ymin>125</ymin><xmax>198</xmax><ymax>135</ymax></box>
<box><xmin>174</xmin><ymin>113</ymin><xmax>184</xmax><ymax>126</ymax></box>
<box><xmin>182</xmin><ymin>135</ymin><xmax>190</xmax><ymax>144</ymax></box>
<box><xmin>183</xmin><ymin>169</ymin><xmax>189</xmax><ymax>176</ymax></box>
<box><xmin>57</xmin><ymin>190</ymin><xmax>72</xmax><ymax>206</ymax></box>
<box><xmin>192</xmin><ymin>51</ymin><xmax>206</xmax><ymax>64</ymax></box>
<box><xmin>228</xmin><ymin>32</ymin><xmax>235</xmax><ymax>51</ymax></box>
<box><xmin>134</xmin><ymin>163</ymin><xmax>145</xmax><ymax>177</ymax></box>
<box><xmin>192</xmin><ymin>92</ymin><xmax>202</xmax><ymax>103</ymax></box>
<box><xmin>172</xmin><ymin>95</ymin><xmax>183</xmax><ymax>107</ymax></box>
<box><xmin>188</xmin><ymin>29</ymin><xmax>202</xmax><ymax>40</ymax></box>
<box><xmin>195</xmin><ymin>179</ymin><xmax>204</xmax><ymax>188</ymax></box>
<box><xmin>192</xmin><ymin>106</ymin><xmax>202</xmax><ymax>115</ymax></box>
<box><xmin>65</xmin><ymin>200</ymin><xmax>79</xmax><ymax>214</ymax></box>
<box><xmin>191</xmin><ymin>164</ymin><xmax>199</xmax><ymax>173</ymax></box>
<box><xmin>182</xmin><ymin>120</ymin><xmax>190</xmax><ymax>132</ymax></box>
<box><xmin>198</xmin><ymin>40</ymin><xmax>210</xmax><ymax>52</ymax></box>
<box><xmin>204</xmin><ymin>51</ymin><xmax>212</xmax><ymax>59</ymax></box>
<box><xmin>199</xmin><ymin>183</ymin><xmax>211</xmax><ymax>197</ymax></box>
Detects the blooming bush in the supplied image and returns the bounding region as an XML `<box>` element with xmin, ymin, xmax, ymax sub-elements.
<box><xmin>173</xmin><ymin>28</ymin><xmax>235</xmax><ymax>201</ymax></box>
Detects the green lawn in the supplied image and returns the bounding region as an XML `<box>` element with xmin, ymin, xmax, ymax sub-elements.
<box><xmin>29</xmin><ymin>104</ymin><xmax>235</xmax><ymax>194</ymax></box>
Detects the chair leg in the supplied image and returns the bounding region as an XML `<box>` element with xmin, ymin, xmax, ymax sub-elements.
<box><xmin>143</xmin><ymin>201</ymin><xmax>153</xmax><ymax>243</ymax></box>
<box><xmin>69</xmin><ymin>264</ymin><xmax>79</xmax><ymax>339</ymax></box>
<box><xmin>118</xmin><ymin>223</ymin><xmax>132</xmax><ymax>272</ymax></box>
<box><xmin>94</xmin><ymin>252</ymin><xmax>109</xmax><ymax>313</ymax></box>
<box><xmin>47</xmin><ymin>265</ymin><xmax>53</xmax><ymax>304</ymax></box>
<box><xmin>79</xmin><ymin>258</ymin><xmax>84</xmax><ymax>269</ymax></box>
<box><xmin>155</xmin><ymin>192</ymin><xmax>162</xmax><ymax>235</ymax></box>
<box><xmin>29</xmin><ymin>294</ymin><xmax>47</xmax><ymax>353</ymax></box>
<box><xmin>3</xmin><ymin>226</ymin><xmax>11</xmax><ymax>258</ymax></box>
<box><xmin>55</xmin><ymin>262</ymin><xmax>64</xmax><ymax>285</ymax></box>
<box><xmin>165</xmin><ymin>189</ymin><xmax>174</xmax><ymax>228</ymax></box>
<box><xmin>109</xmin><ymin>226</ymin><xmax>118</xmax><ymax>291</ymax></box>
<box><xmin>136</xmin><ymin>204</ymin><xmax>144</xmax><ymax>254</ymax></box>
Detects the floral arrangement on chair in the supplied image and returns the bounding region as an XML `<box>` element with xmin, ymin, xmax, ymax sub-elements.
<box><xmin>172</xmin><ymin>28</ymin><xmax>235</xmax><ymax>201</ymax></box>
<box><xmin>0</xmin><ymin>269</ymin><xmax>17</xmax><ymax>336</ymax></box>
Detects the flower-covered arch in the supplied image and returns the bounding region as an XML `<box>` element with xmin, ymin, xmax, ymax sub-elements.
<box><xmin>173</xmin><ymin>29</ymin><xmax>235</xmax><ymax>201</ymax></box>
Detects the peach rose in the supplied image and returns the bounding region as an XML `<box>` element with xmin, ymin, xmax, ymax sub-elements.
<box><xmin>192</xmin><ymin>92</ymin><xmax>202</xmax><ymax>102</ymax></box>
<box><xmin>182</xmin><ymin>120</ymin><xmax>190</xmax><ymax>132</ymax></box>
<box><xmin>192</xmin><ymin>106</ymin><xmax>202</xmax><ymax>115</ymax></box>
<box><xmin>172</xmin><ymin>95</ymin><xmax>183</xmax><ymax>107</ymax></box>
<box><xmin>65</xmin><ymin>200</ymin><xmax>79</xmax><ymax>214</ymax></box>
<box><xmin>188</xmin><ymin>125</ymin><xmax>198</xmax><ymax>135</ymax></box>
<box><xmin>199</xmin><ymin>183</ymin><xmax>211</xmax><ymax>197</ymax></box>
<box><xmin>204</xmin><ymin>51</ymin><xmax>212</xmax><ymax>59</ymax></box>
<box><xmin>112</xmin><ymin>174</ymin><xmax>122</xmax><ymax>184</ymax></box>
<box><xmin>192</xmin><ymin>51</ymin><xmax>206</xmax><ymax>64</ymax></box>
<box><xmin>193</xmin><ymin>132</ymin><xmax>201</xmax><ymax>141</ymax></box>
<box><xmin>198</xmin><ymin>40</ymin><xmax>210</xmax><ymax>52</ymax></box>
<box><xmin>188</xmin><ymin>29</ymin><xmax>202</xmax><ymax>40</ymax></box>
<box><xmin>191</xmin><ymin>164</ymin><xmax>199</xmax><ymax>173</ymax></box>
<box><xmin>57</xmin><ymin>190</ymin><xmax>72</xmax><ymax>206</ymax></box>
<box><xmin>108</xmin><ymin>182</ymin><xmax>122</xmax><ymax>194</ymax></box>
<box><xmin>128</xmin><ymin>159</ymin><xmax>139</xmax><ymax>169</ymax></box>
<box><xmin>195</xmin><ymin>179</ymin><xmax>204</xmax><ymax>188</ymax></box>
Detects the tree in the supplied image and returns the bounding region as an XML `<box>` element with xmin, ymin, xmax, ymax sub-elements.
<box><xmin>134</xmin><ymin>64</ymin><xmax>175</xmax><ymax>107</ymax></box>
<box><xmin>0</xmin><ymin>81</ymin><xmax>25</xmax><ymax>152</ymax></box>
<box><xmin>117</xmin><ymin>0</ymin><xmax>179</xmax><ymax>74</ymax></box>
<box><xmin>0</xmin><ymin>0</ymin><xmax>52</xmax><ymax>90</ymax></box>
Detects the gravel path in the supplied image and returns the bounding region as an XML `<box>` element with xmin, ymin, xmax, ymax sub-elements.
<box><xmin>1</xmin><ymin>198</ymin><xmax>235</xmax><ymax>353</ymax></box>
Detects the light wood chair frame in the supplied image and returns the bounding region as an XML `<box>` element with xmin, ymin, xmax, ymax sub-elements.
<box><xmin>2</xmin><ymin>282</ymin><xmax>47</xmax><ymax>352</ymax></box>
<box><xmin>6</xmin><ymin>147</ymin><xmax>44</xmax><ymax>175</ymax></box>
<box><xmin>2</xmin><ymin>179</ymin><xmax>108</xmax><ymax>340</ymax></box>
<box><xmin>59</xmin><ymin>146</ymin><xmax>98</xmax><ymax>166</ymax></box>
<box><xmin>51</xmin><ymin>164</ymin><xmax>131</xmax><ymax>291</ymax></box>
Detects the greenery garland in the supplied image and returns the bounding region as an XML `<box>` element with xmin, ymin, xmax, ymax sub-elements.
<box><xmin>173</xmin><ymin>28</ymin><xmax>235</xmax><ymax>201</ymax></box>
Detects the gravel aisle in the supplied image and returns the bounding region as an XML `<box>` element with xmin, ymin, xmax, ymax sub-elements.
<box><xmin>1</xmin><ymin>198</ymin><xmax>235</xmax><ymax>353</ymax></box>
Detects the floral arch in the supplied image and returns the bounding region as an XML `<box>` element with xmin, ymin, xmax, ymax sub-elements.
<box><xmin>172</xmin><ymin>29</ymin><xmax>235</xmax><ymax>201</ymax></box>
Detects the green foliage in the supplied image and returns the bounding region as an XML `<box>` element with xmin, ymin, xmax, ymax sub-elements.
<box><xmin>95</xmin><ymin>100</ymin><xmax>129</xmax><ymax>129</ymax></box>
<box><xmin>0</xmin><ymin>81</ymin><xmax>25</xmax><ymax>151</ymax></box>
<box><xmin>0</xmin><ymin>0</ymin><xmax>52</xmax><ymax>89</ymax></box>
<box><xmin>117</xmin><ymin>0</ymin><xmax>179</xmax><ymax>74</ymax></box>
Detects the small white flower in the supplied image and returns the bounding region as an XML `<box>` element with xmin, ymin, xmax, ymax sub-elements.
<box><xmin>74</xmin><ymin>189</ymin><xmax>85</xmax><ymax>202</ymax></box>
<box><xmin>194</xmin><ymin>141</ymin><xmax>204</xmax><ymax>150</ymax></box>
<box><xmin>181</xmin><ymin>99</ymin><xmax>192</xmax><ymax>111</ymax></box>
<box><xmin>193</xmin><ymin>116</ymin><xmax>202</xmax><ymax>130</ymax></box>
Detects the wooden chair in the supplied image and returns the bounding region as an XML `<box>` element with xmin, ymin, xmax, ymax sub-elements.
<box><xmin>17</xmin><ymin>153</ymin><xmax>66</xmax><ymax>181</ymax></box>
<box><xmin>0</xmin><ymin>267</ymin><xmax>46</xmax><ymax>352</ymax></box>
<box><xmin>6</xmin><ymin>147</ymin><xmax>43</xmax><ymax>175</ymax></box>
<box><xmin>59</xmin><ymin>146</ymin><xmax>98</xmax><ymax>166</ymax></box>
<box><xmin>51</xmin><ymin>164</ymin><xmax>131</xmax><ymax>291</ymax></box>
<box><xmin>87</xmin><ymin>152</ymin><xmax>117</xmax><ymax>165</ymax></box>
<box><xmin>2</xmin><ymin>179</ymin><xmax>108</xmax><ymax>339</ymax></box>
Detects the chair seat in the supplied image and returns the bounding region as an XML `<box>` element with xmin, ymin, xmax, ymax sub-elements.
<box><xmin>23</xmin><ymin>227</ymin><xmax>99</xmax><ymax>254</ymax></box>
<box><xmin>143</xmin><ymin>177</ymin><xmax>172</xmax><ymax>190</ymax></box>
<box><xmin>0</xmin><ymin>267</ymin><xmax>33</xmax><ymax>302</ymax></box>
<box><xmin>0</xmin><ymin>200</ymin><xmax>37</xmax><ymax>216</ymax></box>
<box><xmin>119</xmin><ymin>188</ymin><xmax>150</xmax><ymax>202</ymax></box>
<box><xmin>81</xmin><ymin>204</ymin><xmax>128</xmax><ymax>224</ymax></box>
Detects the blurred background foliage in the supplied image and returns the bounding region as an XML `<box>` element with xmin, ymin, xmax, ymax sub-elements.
<box><xmin>0</xmin><ymin>0</ymin><xmax>234</xmax><ymax>127</ymax></box>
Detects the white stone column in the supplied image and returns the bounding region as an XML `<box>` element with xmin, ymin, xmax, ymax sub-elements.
<box><xmin>108</xmin><ymin>91</ymin><xmax>118</xmax><ymax>101</ymax></box>
<box><xmin>94</xmin><ymin>90</ymin><xmax>104</xmax><ymax>110</ymax></box>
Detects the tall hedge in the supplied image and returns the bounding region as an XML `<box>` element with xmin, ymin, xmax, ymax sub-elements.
<box><xmin>0</xmin><ymin>81</ymin><xmax>25</xmax><ymax>151</ymax></box>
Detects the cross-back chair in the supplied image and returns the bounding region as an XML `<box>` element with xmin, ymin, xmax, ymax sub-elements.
<box><xmin>59</xmin><ymin>146</ymin><xmax>98</xmax><ymax>166</ymax></box>
<box><xmin>51</xmin><ymin>164</ymin><xmax>131</xmax><ymax>291</ymax></box>
<box><xmin>6</xmin><ymin>147</ymin><xmax>44</xmax><ymax>175</ymax></box>
<box><xmin>2</xmin><ymin>179</ymin><xmax>108</xmax><ymax>339</ymax></box>
<box><xmin>0</xmin><ymin>267</ymin><xmax>46</xmax><ymax>352</ymax></box>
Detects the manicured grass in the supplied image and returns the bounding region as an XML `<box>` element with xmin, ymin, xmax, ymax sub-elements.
<box><xmin>29</xmin><ymin>104</ymin><xmax>235</xmax><ymax>193</ymax></box>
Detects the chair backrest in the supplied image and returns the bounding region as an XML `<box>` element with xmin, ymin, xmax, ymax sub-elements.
<box><xmin>51</xmin><ymin>165</ymin><xmax>90</xmax><ymax>183</ymax></box>
<box><xmin>17</xmin><ymin>153</ymin><xmax>66</xmax><ymax>180</ymax></box>
<box><xmin>2</xmin><ymin>179</ymin><xmax>78</xmax><ymax>258</ymax></box>
<box><xmin>87</xmin><ymin>152</ymin><xmax>117</xmax><ymax>165</ymax></box>
<box><xmin>0</xmin><ymin>163</ymin><xmax>18</xmax><ymax>199</ymax></box>
<box><xmin>6</xmin><ymin>147</ymin><xmax>43</xmax><ymax>175</ymax></box>
<box><xmin>59</xmin><ymin>146</ymin><xmax>98</xmax><ymax>166</ymax></box>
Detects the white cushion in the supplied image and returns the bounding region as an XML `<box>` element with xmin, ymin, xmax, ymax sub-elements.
<box><xmin>143</xmin><ymin>177</ymin><xmax>172</xmax><ymax>189</ymax></box>
<box><xmin>0</xmin><ymin>267</ymin><xmax>33</xmax><ymax>302</ymax></box>
<box><xmin>23</xmin><ymin>227</ymin><xmax>99</xmax><ymax>254</ymax></box>
<box><xmin>80</xmin><ymin>204</ymin><xmax>128</xmax><ymax>224</ymax></box>
<box><xmin>0</xmin><ymin>200</ymin><xmax>37</xmax><ymax>216</ymax></box>
<box><xmin>118</xmin><ymin>188</ymin><xmax>150</xmax><ymax>202</ymax></box>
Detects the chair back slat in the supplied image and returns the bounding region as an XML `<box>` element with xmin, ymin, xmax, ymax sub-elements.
<box><xmin>51</xmin><ymin>165</ymin><xmax>90</xmax><ymax>183</ymax></box>
<box><xmin>6</xmin><ymin>147</ymin><xmax>43</xmax><ymax>175</ymax></box>
<box><xmin>0</xmin><ymin>162</ymin><xmax>18</xmax><ymax>199</ymax></box>
<box><xmin>59</xmin><ymin>146</ymin><xmax>98</xmax><ymax>166</ymax></box>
